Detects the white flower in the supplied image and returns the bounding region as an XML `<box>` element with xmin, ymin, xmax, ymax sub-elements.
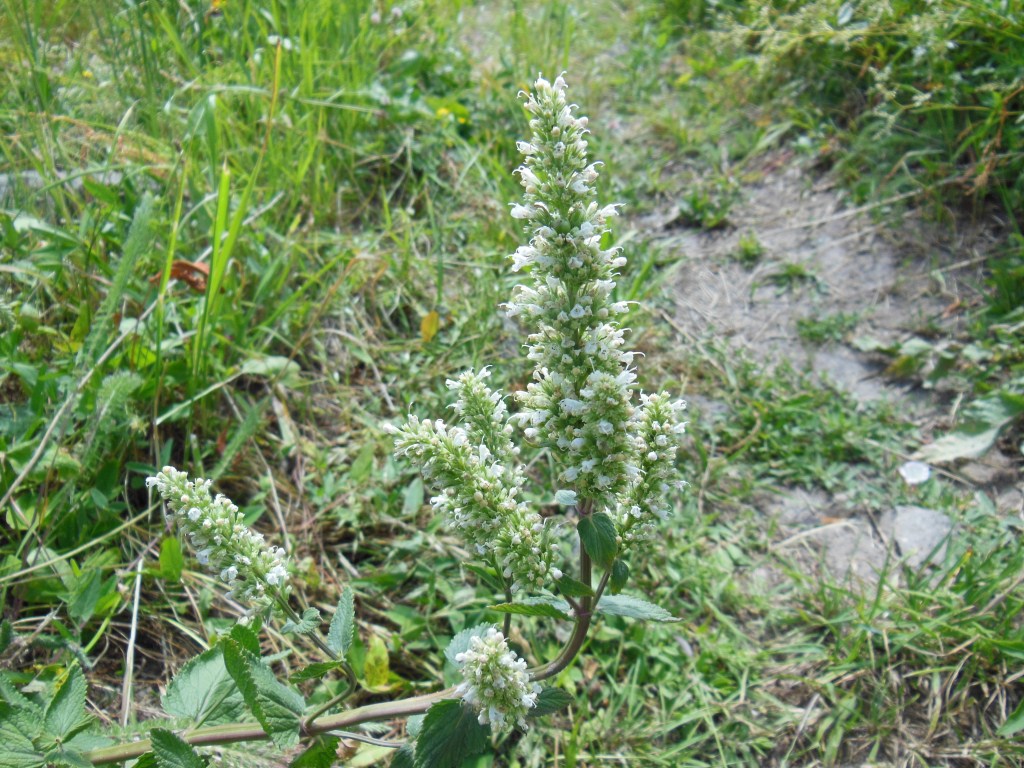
<box><xmin>455</xmin><ymin>627</ymin><xmax>540</xmax><ymax>730</ymax></box>
<box><xmin>148</xmin><ymin>466</ymin><xmax>290</xmax><ymax>604</ymax></box>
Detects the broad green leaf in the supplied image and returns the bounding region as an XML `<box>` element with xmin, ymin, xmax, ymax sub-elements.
<box><xmin>159</xmin><ymin>538</ymin><xmax>184</xmax><ymax>582</ymax></box>
<box><xmin>223</xmin><ymin>640</ymin><xmax>305</xmax><ymax>749</ymax></box>
<box><xmin>281</xmin><ymin>607</ymin><xmax>321</xmax><ymax>636</ymax></box>
<box><xmin>229</xmin><ymin>623</ymin><xmax>261</xmax><ymax>655</ymax></box>
<box><xmin>462</xmin><ymin>563</ymin><xmax>502</xmax><ymax>592</ymax></box>
<box><xmin>239</xmin><ymin>355</ymin><xmax>300</xmax><ymax>381</ymax></box>
<box><xmin>414</xmin><ymin>700</ymin><xmax>489</xmax><ymax>768</ymax></box>
<box><xmin>390</xmin><ymin>744</ymin><xmax>416</xmax><ymax>768</ymax></box>
<box><xmin>489</xmin><ymin>602</ymin><xmax>570</xmax><ymax>620</ymax></box>
<box><xmin>44</xmin><ymin>663</ymin><xmax>93</xmax><ymax>742</ymax></box>
<box><xmin>150</xmin><ymin>729</ymin><xmax>207</xmax><ymax>768</ymax></box>
<box><xmin>555</xmin><ymin>575</ymin><xmax>593</xmax><ymax>598</ymax></box>
<box><xmin>289</xmin><ymin>735</ymin><xmax>340</xmax><ymax>768</ymax></box>
<box><xmin>0</xmin><ymin>702</ymin><xmax>45</xmax><ymax>768</ymax></box>
<box><xmin>578</xmin><ymin>513</ymin><xmax>617</xmax><ymax>570</ymax></box>
<box><xmin>916</xmin><ymin>389</ymin><xmax>1024</xmax><ymax>463</ymax></box>
<box><xmin>609</xmin><ymin>560</ymin><xmax>629</xmax><ymax>595</ymax></box>
<box><xmin>42</xmin><ymin>746</ymin><xmax>91</xmax><ymax>768</ymax></box>
<box><xmin>327</xmin><ymin>587</ymin><xmax>355</xmax><ymax>658</ymax></box>
<box><xmin>162</xmin><ymin>647</ymin><xmax>246</xmax><ymax>726</ymax></box>
<box><xmin>596</xmin><ymin>595</ymin><xmax>678</xmax><ymax>622</ymax></box>
<box><xmin>363</xmin><ymin>635</ymin><xmax>390</xmax><ymax>690</ymax></box>
<box><xmin>289</xmin><ymin>660</ymin><xmax>345</xmax><ymax>683</ymax></box>
<box><xmin>444</xmin><ymin>625</ymin><xmax>491</xmax><ymax>666</ymax></box>
<box><xmin>530</xmin><ymin>688</ymin><xmax>574</xmax><ymax>717</ymax></box>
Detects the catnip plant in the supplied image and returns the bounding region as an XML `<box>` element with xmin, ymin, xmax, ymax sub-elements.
<box><xmin>1</xmin><ymin>74</ymin><xmax>686</xmax><ymax>768</ymax></box>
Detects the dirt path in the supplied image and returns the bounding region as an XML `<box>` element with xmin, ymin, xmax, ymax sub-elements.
<box><xmin>652</xmin><ymin>151</ymin><xmax>1018</xmax><ymax>585</ymax></box>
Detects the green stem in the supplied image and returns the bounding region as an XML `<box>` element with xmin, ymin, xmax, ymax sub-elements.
<box><xmin>84</xmin><ymin>688</ymin><xmax>457</xmax><ymax>765</ymax></box>
<box><xmin>529</xmin><ymin>501</ymin><xmax>594</xmax><ymax>682</ymax></box>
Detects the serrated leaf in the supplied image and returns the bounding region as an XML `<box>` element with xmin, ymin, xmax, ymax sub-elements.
<box><xmin>222</xmin><ymin>640</ymin><xmax>305</xmax><ymax>749</ymax></box>
<box><xmin>390</xmin><ymin>744</ymin><xmax>416</xmax><ymax>768</ymax></box>
<box><xmin>44</xmin><ymin>663</ymin><xmax>93</xmax><ymax>742</ymax></box>
<box><xmin>555</xmin><ymin>574</ymin><xmax>593</xmax><ymax>598</ymax></box>
<box><xmin>159</xmin><ymin>537</ymin><xmax>183</xmax><ymax>582</ymax></box>
<box><xmin>289</xmin><ymin>735</ymin><xmax>340</xmax><ymax>768</ymax></box>
<box><xmin>578</xmin><ymin>513</ymin><xmax>617</xmax><ymax>570</ymax></box>
<box><xmin>522</xmin><ymin>595</ymin><xmax>573</xmax><ymax>614</ymax></box>
<box><xmin>162</xmin><ymin>647</ymin><xmax>246</xmax><ymax>726</ymax></box>
<box><xmin>289</xmin><ymin>660</ymin><xmax>345</xmax><ymax>683</ymax></box>
<box><xmin>0</xmin><ymin>702</ymin><xmax>45</xmax><ymax>768</ymax></box>
<box><xmin>327</xmin><ymin>587</ymin><xmax>355</xmax><ymax>658</ymax></box>
<box><xmin>150</xmin><ymin>729</ymin><xmax>207</xmax><ymax>768</ymax></box>
<box><xmin>609</xmin><ymin>560</ymin><xmax>629</xmax><ymax>595</ymax></box>
<box><xmin>414</xmin><ymin>700</ymin><xmax>489</xmax><ymax>768</ymax></box>
<box><xmin>444</xmin><ymin>624</ymin><xmax>491</xmax><ymax>666</ymax></box>
<box><xmin>596</xmin><ymin>595</ymin><xmax>678</xmax><ymax>622</ymax></box>
<box><xmin>363</xmin><ymin>634</ymin><xmax>390</xmax><ymax>690</ymax></box>
<box><xmin>489</xmin><ymin>602</ymin><xmax>570</xmax><ymax>620</ymax></box>
<box><xmin>281</xmin><ymin>607</ymin><xmax>321</xmax><ymax>636</ymax></box>
<box><xmin>530</xmin><ymin>688</ymin><xmax>574</xmax><ymax>717</ymax></box>
<box><xmin>43</xmin><ymin>746</ymin><xmax>92</xmax><ymax>768</ymax></box>
<box><xmin>229</xmin><ymin>623</ymin><xmax>261</xmax><ymax>655</ymax></box>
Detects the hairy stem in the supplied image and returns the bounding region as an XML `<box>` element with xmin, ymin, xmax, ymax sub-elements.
<box><xmin>84</xmin><ymin>688</ymin><xmax>457</xmax><ymax>765</ymax></box>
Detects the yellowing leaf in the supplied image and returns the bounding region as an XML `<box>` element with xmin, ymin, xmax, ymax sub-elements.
<box><xmin>363</xmin><ymin>634</ymin><xmax>390</xmax><ymax>690</ymax></box>
<box><xmin>420</xmin><ymin>310</ymin><xmax>440</xmax><ymax>343</ymax></box>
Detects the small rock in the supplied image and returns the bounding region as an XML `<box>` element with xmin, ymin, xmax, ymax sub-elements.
<box><xmin>877</xmin><ymin>505</ymin><xmax>952</xmax><ymax>569</ymax></box>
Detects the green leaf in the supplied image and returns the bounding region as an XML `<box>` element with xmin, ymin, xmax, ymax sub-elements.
<box><xmin>1000</xmin><ymin>697</ymin><xmax>1024</xmax><ymax>736</ymax></box>
<box><xmin>150</xmin><ymin>729</ymin><xmax>207</xmax><ymax>768</ymax></box>
<box><xmin>163</xmin><ymin>647</ymin><xmax>246</xmax><ymax>726</ymax></box>
<box><xmin>530</xmin><ymin>688</ymin><xmax>574</xmax><ymax>717</ymax></box>
<box><xmin>281</xmin><ymin>607</ymin><xmax>321</xmax><ymax>636</ymax></box>
<box><xmin>289</xmin><ymin>660</ymin><xmax>345</xmax><ymax>683</ymax></box>
<box><xmin>522</xmin><ymin>595</ymin><xmax>573</xmax><ymax>614</ymax></box>
<box><xmin>596</xmin><ymin>595</ymin><xmax>678</xmax><ymax>622</ymax></box>
<box><xmin>609</xmin><ymin>560</ymin><xmax>629</xmax><ymax>595</ymax></box>
<box><xmin>916</xmin><ymin>389</ymin><xmax>1024</xmax><ymax>463</ymax></box>
<box><xmin>489</xmin><ymin>602</ymin><xmax>570</xmax><ymax>620</ymax></box>
<box><xmin>229</xmin><ymin>623</ymin><xmax>261</xmax><ymax>655</ymax></box>
<box><xmin>44</xmin><ymin>663</ymin><xmax>93</xmax><ymax>742</ymax></box>
<box><xmin>327</xmin><ymin>586</ymin><xmax>355</xmax><ymax>658</ymax></box>
<box><xmin>363</xmin><ymin>634</ymin><xmax>390</xmax><ymax>690</ymax></box>
<box><xmin>414</xmin><ymin>700</ymin><xmax>489</xmax><ymax>768</ymax></box>
<box><xmin>159</xmin><ymin>538</ymin><xmax>184</xmax><ymax>582</ymax></box>
<box><xmin>43</xmin><ymin>746</ymin><xmax>92</xmax><ymax>768</ymax></box>
<box><xmin>403</xmin><ymin>477</ymin><xmax>425</xmax><ymax>517</ymax></box>
<box><xmin>0</xmin><ymin>702</ymin><xmax>45</xmax><ymax>768</ymax></box>
<box><xmin>555</xmin><ymin>575</ymin><xmax>593</xmax><ymax>598</ymax></box>
<box><xmin>577</xmin><ymin>513</ymin><xmax>617</xmax><ymax>570</ymax></box>
<box><xmin>390</xmin><ymin>744</ymin><xmax>416</xmax><ymax>768</ymax></box>
<box><xmin>223</xmin><ymin>639</ymin><xmax>305</xmax><ymax>749</ymax></box>
<box><xmin>444</xmin><ymin>625</ymin><xmax>491</xmax><ymax>666</ymax></box>
<box><xmin>289</xmin><ymin>735</ymin><xmax>340</xmax><ymax>768</ymax></box>
<box><xmin>462</xmin><ymin>563</ymin><xmax>503</xmax><ymax>592</ymax></box>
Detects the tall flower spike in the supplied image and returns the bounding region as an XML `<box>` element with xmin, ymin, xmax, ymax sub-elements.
<box><xmin>505</xmin><ymin>74</ymin><xmax>638</xmax><ymax>506</ymax></box>
<box><xmin>147</xmin><ymin>466</ymin><xmax>290</xmax><ymax>605</ymax></box>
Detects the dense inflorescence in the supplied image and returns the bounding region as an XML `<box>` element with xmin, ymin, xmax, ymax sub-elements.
<box><xmin>388</xmin><ymin>369</ymin><xmax>561</xmax><ymax>594</ymax></box>
<box><xmin>455</xmin><ymin>627</ymin><xmax>541</xmax><ymax>730</ymax></box>
<box><xmin>147</xmin><ymin>466</ymin><xmax>289</xmax><ymax>604</ymax></box>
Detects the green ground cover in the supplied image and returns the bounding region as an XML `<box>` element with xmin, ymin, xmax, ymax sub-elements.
<box><xmin>1</xmin><ymin>0</ymin><xmax>1022</xmax><ymax>765</ymax></box>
